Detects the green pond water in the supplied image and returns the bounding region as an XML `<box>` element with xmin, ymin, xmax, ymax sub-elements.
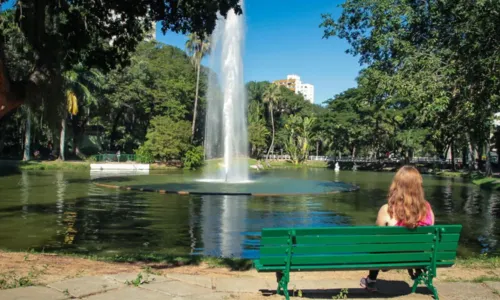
<box><xmin>0</xmin><ymin>168</ymin><xmax>498</xmax><ymax>258</ymax></box>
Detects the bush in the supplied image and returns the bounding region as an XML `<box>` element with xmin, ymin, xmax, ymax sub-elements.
<box><xmin>182</xmin><ymin>146</ymin><xmax>204</xmax><ymax>170</ymax></box>
<box><xmin>140</xmin><ymin>116</ymin><xmax>191</xmax><ymax>162</ymax></box>
<box><xmin>135</xmin><ymin>146</ymin><xmax>155</xmax><ymax>163</ymax></box>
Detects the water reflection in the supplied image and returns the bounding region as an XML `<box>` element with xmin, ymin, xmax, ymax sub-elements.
<box><xmin>1</xmin><ymin>170</ymin><xmax>500</xmax><ymax>257</ymax></box>
<box><xmin>20</xmin><ymin>170</ymin><xmax>30</xmax><ymax>219</ymax></box>
<box><xmin>477</xmin><ymin>192</ymin><xmax>500</xmax><ymax>253</ymax></box>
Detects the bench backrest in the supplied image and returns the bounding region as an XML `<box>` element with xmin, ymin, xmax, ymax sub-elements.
<box><xmin>259</xmin><ymin>225</ymin><xmax>462</xmax><ymax>270</ymax></box>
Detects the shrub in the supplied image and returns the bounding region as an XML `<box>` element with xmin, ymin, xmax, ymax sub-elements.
<box><xmin>135</xmin><ymin>146</ymin><xmax>154</xmax><ymax>163</ymax></box>
<box><xmin>182</xmin><ymin>146</ymin><xmax>204</xmax><ymax>170</ymax></box>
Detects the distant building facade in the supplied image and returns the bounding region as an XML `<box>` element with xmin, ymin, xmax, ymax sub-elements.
<box><xmin>274</xmin><ymin>74</ymin><xmax>314</xmax><ymax>104</ymax></box>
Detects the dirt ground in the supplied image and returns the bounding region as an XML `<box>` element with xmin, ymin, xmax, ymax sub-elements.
<box><xmin>1</xmin><ymin>251</ymin><xmax>499</xmax><ymax>288</ymax></box>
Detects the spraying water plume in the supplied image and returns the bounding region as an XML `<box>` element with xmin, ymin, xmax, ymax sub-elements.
<box><xmin>204</xmin><ymin>0</ymin><xmax>249</xmax><ymax>183</ymax></box>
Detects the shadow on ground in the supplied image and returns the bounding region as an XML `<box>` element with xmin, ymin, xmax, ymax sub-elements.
<box><xmin>260</xmin><ymin>280</ymin><xmax>432</xmax><ymax>299</ymax></box>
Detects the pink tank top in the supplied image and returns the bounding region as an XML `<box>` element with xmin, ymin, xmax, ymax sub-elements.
<box><xmin>396</xmin><ymin>201</ymin><xmax>433</xmax><ymax>227</ymax></box>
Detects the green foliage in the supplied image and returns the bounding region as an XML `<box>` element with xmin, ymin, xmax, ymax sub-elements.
<box><xmin>125</xmin><ymin>273</ymin><xmax>152</xmax><ymax>287</ymax></box>
<box><xmin>320</xmin><ymin>0</ymin><xmax>500</xmax><ymax>167</ymax></box>
<box><xmin>248</xmin><ymin>101</ymin><xmax>270</xmax><ymax>157</ymax></box>
<box><xmin>186</xmin><ymin>33</ymin><xmax>211</xmax><ymax>139</ymax></box>
<box><xmin>182</xmin><ymin>146</ymin><xmax>205</xmax><ymax>170</ymax></box>
<box><xmin>139</xmin><ymin>116</ymin><xmax>191</xmax><ymax>162</ymax></box>
<box><xmin>0</xmin><ymin>265</ymin><xmax>47</xmax><ymax>290</ymax></box>
<box><xmin>0</xmin><ymin>0</ymin><xmax>242</xmax><ymax>118</ymax></box>
<box><xmin>135</xmin><ymin>146</ymin><xmax>154</xmax><ymax>164</ymax></box>
<box><xmin>332</xmin><ymin>288</ymin><xmax>349</xmax><ymax>299</ymax></box>
<box><xmin>284</xmin><ymin>115</ymin><xmax>316</xmax><ymax>164</ymax></box>
<box><xmin>101</xmin><ymin>42</ymin><xmax>199</xmax><ymax>152</ymax></box>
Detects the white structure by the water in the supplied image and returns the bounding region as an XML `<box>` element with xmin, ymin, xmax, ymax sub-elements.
<box><xmin>285</xmin><ymin>75</ymin><xmax>314</xmax><ymax>104</ymax></box>
<box><xmin>90</xmin><ymin>164</ymin><xmax>150</xmax><ymax>171</ymax></box>
<box><xmin>204</xmin><ymin>0</ymin><xmax>249</xmax><ymax>183</ymax></box>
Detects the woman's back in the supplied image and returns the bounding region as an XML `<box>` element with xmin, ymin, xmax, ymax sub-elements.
<box><xmin>376</xmin><ymin>202</ymin><xmax>435</xmax><ymax>227</ymax></box>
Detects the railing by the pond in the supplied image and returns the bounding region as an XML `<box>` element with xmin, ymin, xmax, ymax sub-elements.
<box><xmin>92</xmin><ymin>154</ymin><xmax>136</xmax><ymax>162</ymax></box>
<box><xmin>264</xmin><ymin>154</ymin><xmax>464</xmax><ymax>164</ymax></box>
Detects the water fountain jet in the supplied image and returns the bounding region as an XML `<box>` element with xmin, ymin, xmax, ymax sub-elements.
<box><xmin>204</xmin><ymin>0</ymin><xmax>249</xmax><ymax>183</ymax></box>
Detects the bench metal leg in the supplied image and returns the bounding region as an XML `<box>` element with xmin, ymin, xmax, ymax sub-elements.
<box><xmin>276</xmin><ymin>271</ymin><xmax>290</xmax><ymax>300</ymax></box>
<box><xmin>411</xmin><ymin>268</ymin><xmax>439</xmax><ymax>300</ymax></box>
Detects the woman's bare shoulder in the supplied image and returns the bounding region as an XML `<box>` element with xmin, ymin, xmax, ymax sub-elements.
<box><xmin>376</xmin><ymin>204</ymin><xmax>397</xmax><ymax>226</ymax></box>
<box><xmin>378</xmin><ymin>204</ymin><xmax>389</xmax><ymax>214</ymax></box>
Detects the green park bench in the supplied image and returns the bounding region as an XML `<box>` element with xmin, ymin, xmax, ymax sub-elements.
<box><xmin>254</xmin><ymin>225</ymin><xmax>462</xmax><ymax>300</ymax></box>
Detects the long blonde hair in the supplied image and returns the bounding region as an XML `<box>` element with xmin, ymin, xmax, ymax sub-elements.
<box><xmin>387</xmin><ymin>165</ymin><xmax>427</xmax><ymax>228</ymax></box>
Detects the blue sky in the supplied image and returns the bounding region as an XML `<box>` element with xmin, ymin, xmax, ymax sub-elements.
<box><xmin>157</xmin><ymin>0</ymin><xmax>361</xmax><ymax>105</ymax></box>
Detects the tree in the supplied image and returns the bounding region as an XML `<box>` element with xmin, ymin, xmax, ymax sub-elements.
<box><xmin>186</xmin><ymin>33</ymin><xmax>211</xmax><ymax>140</ymax></box>
<box><xmin>284</xmin><ymin>115</ymin><xmax>316</xmax><ymax>164</ymax></box>
<box><xmin>320</xmin><ymin>0</ymin><xmax>499</xmax><ymax>170</ymax></box>
<box><xmin>262</xmin><ymin>83</ymin><xmax>281</xmax><ymax>159</ymax></box>
<box><xmin>100</xmin><ymin>42</ymin><xmax>197</xmax><ymax>153</ymax></box>
<box><xmin>0</xmin><ymin>0</ymin><xmax>242</xmax><ymax>120</ymax></box>
<box><xmin>248</xmin><ymin>101</ymin><xmax>269</xmax><ymax>157</ymax></box>
<box><xmin>138</xmin><ymin>116</ymin><xmax>191</xmax><ymax>162</ymax></box>
<box><xmin>60</xmin><ymin>66</ymin><xmax>103</xmax><ymax>160</ymax></box>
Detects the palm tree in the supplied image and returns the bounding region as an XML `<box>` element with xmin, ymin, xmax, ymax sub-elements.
<box><xmin>263</xmin><ymin>84</ymin><xmax>281</xmax><ymax>160</ymax></box>
<box><xmin>186</xmin><ymin>33</ymin><xmax>211</xmax><ymax>140</ymax></box>
<box><xmin>60</xmin><ymin>66</ymin><xmax>103</xmax><ymax>160</ymax></box>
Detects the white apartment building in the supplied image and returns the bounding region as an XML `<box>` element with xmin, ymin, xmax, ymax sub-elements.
<box><xmin>297</xmin><ymin>83</ymin><xmax>314</xmax><ymax>104</ymax></box>
<box><xmin>275</xmin><ymin>75</ymin><xmax>314</xmax><ymax>104</ymax></box>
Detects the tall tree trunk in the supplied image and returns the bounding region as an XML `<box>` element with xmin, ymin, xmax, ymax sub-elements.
<box><xmin>316</xmin><ymin>140</ymin><xmax>319</xmax><ymax>157</ymax></box>
<box><xmin>23</xmin><ymin>106</ymin><xmax>31</xmax><ymax>161</ymax></box>
<box><xmin>486</xmin><ymin>139</ymin><xmax>492</xmax><ymax>176</ymax></box>
<box><xmin>478</xmin><ymin>144</ymin><xmax>484</xmax><ymax>171</ymax></box>
<box><xmin>191</xmin><ymin>61</ymin><xmax>201</xmax><ymax>140</ymax></box>
<box><xmin>351</xmin><ymin>145</ymin><xmax>356</xmax><ymax>160</ymax></box>
<box><xmin>462</xmin><ymin>146</ymin><xmax>467</xmax><ymax>170</ymax></box>
<box><xmin>266</xmin><ymin>106</ymin><xmax>275</xmax><ymax>160</ymax></box>
<box><xmin>60</xmin><ymin>116</ymin><xmax>66</xmax><ymax>161</ymax></box>
<box><xmin>467</xmin><ymin>133</ymin><xmax>475</xmax><ymax>171</ymax></box>
<box><xmin>451</xmin><ymin>139</ymin><xmax>456</xmax><ymax>171</ymax></box>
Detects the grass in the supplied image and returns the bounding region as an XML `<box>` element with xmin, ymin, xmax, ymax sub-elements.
<box><xmin>150</xmin><ymin>163</ymin><xmax>180</xmax><ymax>170</ymax></box>
<box><xmin>266</xmin><ymin>160</ymin><xmax>328</xmax><ymax>169</ymax></box>
<box><xmin>0</xmin><ymin>157</ymin><xmax>329</xmax><ymax>172</ymax></box>
<box><xmin>470</xmin><ymin>276</ymin><xmax>500</xmax><ymax>283</ymax></box>
<box><xmin>0</xmin><ymin>160</ymin><xmax>90</xmax><ymax>171</ymax></box>
<box><xmin>434</xmin><ymin>171</ymin><xmax>470</xmax><ymax>178</ymax></box>
<box><xmin>2</xmin><ymin>248</ymin><xmax>255</xmax><ymax>271</ymax></box>
<box><xmin>472</xmin><ymin>174</ymin><xmax>500</xmax><ymax>190</ymax></box>
<box><xmin>4</xmin><ymin>248</ymin><xmax>500</xmax><ymax>271</ymax></box>
<box><xmin>456</xmin><ymin>254</ymin><xmax>500</xmax><ymax>269</ymax></box>
<box><xmin>125</xmin><ymin>272</ymin><xmax>154</xmax><ymax>287</ymax></box>
<box><xmin>0</xmin><ymin>265</ymin><xmax>48</xmax><ymax>290</ymax></box>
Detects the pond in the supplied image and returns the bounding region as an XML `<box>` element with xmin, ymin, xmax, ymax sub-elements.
<box><xmin>0</xmin><ymin>168</ymin><xmax>498</xmax><ymax>258</ymax></box>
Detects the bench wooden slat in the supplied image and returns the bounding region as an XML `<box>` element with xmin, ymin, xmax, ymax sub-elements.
<box><xmin>259</xmin><ymin>251</ymin><xmax>456</xmax><ymax>266</ymax></box>
<box><xmin>261</xmin><ymin>233</ymin><xmax>460</xmax><ymax>246</ymax></box>
<box><xmin>254</xmin><ymin>260</ymin><xmax>455</xmax><ymax>272</ymax></box>
<box><xmin>261</xmin><ymin>225</ymin><xmax>462</xmax><ymax>237</ymax></box>
<box><xmin>259</xmin><ymin>241</ymin><xmax>459</xmax><ymax>255</ymax></box>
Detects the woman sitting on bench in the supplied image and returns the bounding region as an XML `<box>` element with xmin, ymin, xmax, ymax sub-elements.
<box><xmin>360</xmin><ymin>165</ymin><xmax>435</xmax><ymax>292</ymax></box>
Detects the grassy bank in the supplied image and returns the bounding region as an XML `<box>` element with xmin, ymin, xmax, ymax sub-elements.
<box><xmin>0</xmin><ymin>158</ymin><xmax>329</xmax><ymax>172</ymax></box>
<box><xmin>434</xmin><ymin>171</ymin><xmax>470</xmax><ymax>178</ymax></box>
<box><xmin>472</xmin><ymin>177</ymin><xmax>500</xmax><ymax>190</ymax></box>
<box><xmin>0</xmin><ymin>160</ymin><xmax>90</xmax><ymax>171</ymax></box>
<box><xmin>2</xmin><ymin>248</ymin><xmax>498</xmax><ymax>270</ymax></box>
<box><xmin>268</xmin><ymin>160</ymin><xmax>328</xmax><ymax>168</ymax></box>
<box><xmin>150</xmin><ymin>163</ymin><xmax>180</xmax><ymax>170</ymax></box>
